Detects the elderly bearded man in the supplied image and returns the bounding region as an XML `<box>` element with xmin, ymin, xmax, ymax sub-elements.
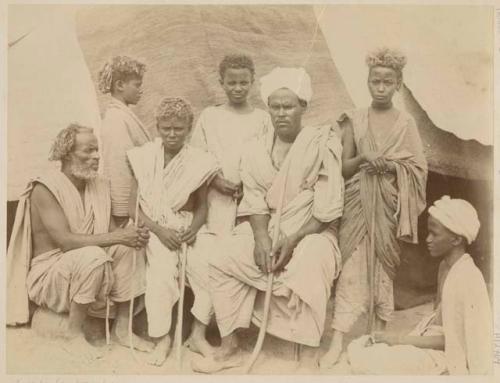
<box><xmin>7</xmin><ymin>124</ymin><xmax>153</xmax><ymax>361</ymax></box>
<box><xmin>193</xmin><ymin>67</ymin><xmax>344</xmax><ymax>373</ymax></box>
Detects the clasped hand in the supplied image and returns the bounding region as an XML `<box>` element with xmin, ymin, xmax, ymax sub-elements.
<box><xmin>157</xmin><ymin>226</ymin><xmax>197</xmax><ymax>251</ymax></box>
<box><xmin>118</xmin><ymin>223</ymin><xmax>150</xmax><ymax>249</ymax></box>
<box><xmin>361</xmin><ymin>151</ymin><xmax>394</xmax><ymax>175</ymax></box>
<box><xmin>212</xmin><ymin>173</ymin><xmax>243</xmax><ymax>200</ymax></box>
<box><xmin>254</xmin><ymin>234</ymin><xmax>298</xmax><ymax>274</ymax></box>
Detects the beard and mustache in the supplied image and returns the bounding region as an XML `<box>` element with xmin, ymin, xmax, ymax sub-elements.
<box><xmin>70</xmin><ymin>162</ymin><xmax>98</xmax><ymax>180</ymax></box>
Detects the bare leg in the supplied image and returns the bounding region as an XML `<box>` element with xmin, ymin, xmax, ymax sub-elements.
<box><xmin>111</xmin><ymin>300</ymin><xmax>154</xmax><ymax>352</ymax></box>
<box><xmin>374</xmin><ymin>317</ymin><xmax>386</xmax><ymax>331</ymax></box>
<box><xmin>319</xmin><ymin>329</ymin><xmax>344</xmax><ymax>369</ymax></box>
<box><xmin>63</xmin><ymin>301</ymin><xmax>104</xmax><ymax>362</ymax></box>
<box><xmin>191</xmin><ymin>332</ymin><xmax>243</xmax><ymax>373</ymax></box>
<box><xmin>147</xmin><ymin>334</ymin><xmax>172</xmax><ymax>366</ymax></box>
<box><xmin>186</xmin><ymin>319</ymin><xmax>215</xmax><ymax>357</ymax></box>
<box><xmin>296</xmin><ymin>345</ymin><xmax>319</xmax><ymax>373</ymax></box>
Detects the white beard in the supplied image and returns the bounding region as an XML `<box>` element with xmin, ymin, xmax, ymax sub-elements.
<box><xmin>70</xmin><ymin>163</ymin><xmax>98</xmax><ymax>181</ymax></box>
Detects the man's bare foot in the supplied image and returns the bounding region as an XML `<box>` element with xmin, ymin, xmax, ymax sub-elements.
<box><xmin>62</xmin><ymin>334</ymin><xmax>104</xmax><ymax>363</ymax></box>
<box><xmin>319</xmin><ymin>343</ymin><xmax>342</xmax><ymax>369</ymax></box>
<box><xmin>296</xmin><ymin>345</ymin><xmax>319</xmax><ymax>374</ymax></box>
<box><xmin>191</xmin><ymin>351</ymin><xmax>243</xmax><ymax>374</ymax></box>
<box><xmin>111</xmin><ymin>327</ymin><xmax>154</xmax><ymax>352</ymax></box>
<box><xmin>147</xmin><ymin>335</ymin><xmax>172</xmax><ymax>366</ymax></box>
<box><xmin>186</xmin><ymin>334</ymin><xmax>215</xmax><ymax>358</ymax></box>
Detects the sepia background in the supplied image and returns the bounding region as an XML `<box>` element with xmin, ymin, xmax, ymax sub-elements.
<box><xmin>5</xmin><ymin>3</ymin><xmax>494</xmax><ymax>375</ymax></box>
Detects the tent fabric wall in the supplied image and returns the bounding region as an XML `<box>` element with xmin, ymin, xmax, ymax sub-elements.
<box><xmin>7</xmin><ymin>5</ymin><xmax>101</xmax><ymax>201</ymax></box>
<box><xmin>75</xmin><ymin>4</ymin><xmax>354</xmax><ymax>135</ymax></box>
<box><xmin>7</xmin><ymin>4</ymin><xmax>493</xmax><ymax>309</ymax></box>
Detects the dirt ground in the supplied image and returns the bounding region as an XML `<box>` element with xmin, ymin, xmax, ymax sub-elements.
<box><xmin>6</xmin><ymin>297</ymin><xmax>433</xmax><ymax>375</ymax></box>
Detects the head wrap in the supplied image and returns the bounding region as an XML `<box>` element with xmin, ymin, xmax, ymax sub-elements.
<box><xmin>428</xmin><ymin>195</ymin><xmax>480</xmax><ymax>245</ymax></box>
<box><xmin>259</xmin><ymin>67</ymin><xmax>312</xmax><ymax>105</ymax></box>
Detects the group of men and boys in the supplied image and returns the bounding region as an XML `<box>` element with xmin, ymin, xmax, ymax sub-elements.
<box><xmin>6</xmin><ymin>49</ymin><xmax>492</xmax><ymax>374</ymax></box>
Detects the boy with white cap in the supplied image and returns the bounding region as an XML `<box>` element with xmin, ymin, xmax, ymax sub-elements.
<box><xmin>346</xmin><ymin>196</ymin><xmax>492</xmax><ymax>375</ymax></box>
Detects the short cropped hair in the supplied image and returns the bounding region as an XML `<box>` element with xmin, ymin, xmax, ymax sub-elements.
<box><xmin>155</xmin><ymin>97</ymin><xmax>194</xmax><ymax>127</ymax></box>
<box><xmin>218</xmin><ymin>54</ymin><xmax>255</xmax><ymax>79</ymax></box>
<box><xmin>49</xmin><ymin>123</ymin><xmax>94</xmax><ymax>161</ymax></box>
<box><xmin>366</xmin><ymin>47</ymin><xmax>407</xmax><ymax>78</ymax></box>
<box><xmin>98</xmin><ymin>56</ymin><xmax>146</xmax><ymax>94</ymax></box>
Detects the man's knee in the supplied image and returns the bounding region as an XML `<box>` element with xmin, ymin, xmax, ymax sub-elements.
<box><xmin>296</xmin><ymin>234</ymin><xmax>332</xmax><ymax>262</ymax></box>
<box><xmin>77</xmin><ymin>246</ymin><xmax>108</xmax><ymax>261</ymax></box>
<box><xmin>209</xmin><ymin>243</ymin><xmax>235</xmax><ymax>270</ymax></box>
<box><xmin>66</xmin><ymin>246</ymin><xmax>109</xmax><ymax>282</ymax></box>
<box><xmin>109</xmin><ymin>244</ymin><xmax>136</xmax><ymax>263</ymax></box>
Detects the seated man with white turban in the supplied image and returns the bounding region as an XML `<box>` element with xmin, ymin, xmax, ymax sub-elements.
<box><xmin>347</xmin><ymin>196</ymin><xmax>492</xmax><ymax>375</ymax></box>
<box><xmin>193</xmin><ymin>67</ymin><xmax>344</xmax><ymax>373</ymax></box>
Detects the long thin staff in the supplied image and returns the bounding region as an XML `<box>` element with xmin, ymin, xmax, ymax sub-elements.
<box><xmin>175</xmin><ymin>239</ymin><xmax>188</xmax><ymax>371</ymax></box>
<box><xmin>367</xmin><ymin>181</ymin><xmax>377</xmax><ymax>334</ymax></box>
<box><xmin>127</xmin><ymin>188</ymin><xmax>140</xmax><ymax>362</ymax></box>
<box><xmin>244</xmin><ymin>175</ymin><xmax>288</xmax><ymax>374</ymax></box>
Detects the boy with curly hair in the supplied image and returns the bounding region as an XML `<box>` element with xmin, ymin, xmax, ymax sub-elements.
<box><xmin>98</xmin><ymin>56</ymin><xmax>151</xmax><ymax>227</ymax></box>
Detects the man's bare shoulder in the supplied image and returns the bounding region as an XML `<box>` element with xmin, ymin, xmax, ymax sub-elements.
<box><xmin>30</xmin><ymin>182</ymin><xmax>59</xmax><ymax>208</ymax></box>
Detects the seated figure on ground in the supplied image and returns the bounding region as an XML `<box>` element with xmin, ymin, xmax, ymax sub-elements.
<box><xmin>347</xmin><ymin>196</ymin><xmax>492</xmax><ymax>375</ymax></box>
<box><xmin>193</xmin><ymin>67</ymin><xmax>344</xmax><ymax>373</ymax></box>
<box><xmin>127</xmin><ymin>97</ymin><xmax>219</xmax><ymax>366</ymax></box>
<box><xmin>7</xmin><ymin>123</ymin><xmax>153</xmax><ymax>362</ymax></box>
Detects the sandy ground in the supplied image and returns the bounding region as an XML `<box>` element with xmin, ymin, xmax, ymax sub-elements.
<box><xmin>6</xmin><ymin>296</ymin><xmax>434</xmax><ymax>375</ymax></box>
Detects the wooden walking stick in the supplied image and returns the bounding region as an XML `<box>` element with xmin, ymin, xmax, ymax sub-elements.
<box><xmin>175</xmin><ymin>225</ymin><xmax>189</xmax><ymax>371</ymax></box>
<box><xmin>367</xmin><ymin>181</ymin><xmax>378</xmax><ymax>335</ymax></box>
<box><xmin>244</xmin><ymin>174</ymin><xmax>288</xmax><ymax>374</ymax></box>
<box><xmin>127</xmin><ymin>188</ymin><xmax>141</xmax><ymax>362</ymax></box>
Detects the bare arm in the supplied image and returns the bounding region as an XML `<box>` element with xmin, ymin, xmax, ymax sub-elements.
<box><xmin>179</xmin><ymin>183</ymin><xmax>209</xmax><ymax>245</ymax></box>
<box><xmin>249</xmin><ymin>214</ymin><xmax>273</xmax><ymax>273</ymax></box>
<box><xmin>290</xmin><ymin>216</ymin><xmax>329</xmax><ymax>244</ymax></box>
<box><xmin>249</xmin><ymin>214</ymin><xmax>270</xmax><ymax>240</ymax></box>
<box><xmin>128</xmin><ymin>179</ymin><xmax>163</xmax><ymax>236</ymax></box>
<box><xmin>32</xmin><ymin>183</ymin><xmax>145</xmax><ymax>252</ymax></box>
<box><xmin>373</xmin><ymin>332</ymin><xmax>444</xmax><ymax>351</ymax></box>
<box><xmin>271</xmin><ymin>216</ymin><xmax>330</xmax><ymax>272</ymax></box>
<box><xmin>128</xmin><ymin>179</ymin><xmax>185</xmax><ymax>251</ymax></box>
<box><xmin>341</xmin><ymin>119</ymin><xmax>365</xmax><ymax>179</ymax></box>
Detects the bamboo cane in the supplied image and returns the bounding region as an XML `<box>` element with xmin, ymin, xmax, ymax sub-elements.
<box><xmin>367</xmin><ymin>183</ymin><xmax>377</xmax><ymax>335</ymax></box>
<box><xmin>244</xmin><ymin>176</ymin><xmax>288</xmax><ymax>373</ymax></box>
<box><xmin>127</xmin><ymin>189</ymin><xmax>141</xmax><ymax>362</ymax></box>
<box><xmin>175</xmin><ymin>240</ymin><xmax>188</xmax><ymax>371</ymax></box>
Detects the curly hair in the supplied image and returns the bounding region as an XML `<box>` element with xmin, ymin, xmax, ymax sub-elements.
<box><xmin>366</xmin><ymin>47</ymin><xmax>407</xmax><ymax>77</ymax></box>
<box><xmin>49</xmin><ymin>123</ymin><xmax>93</xmax><ymax>161</ymax></box>
<box><xmin>97</xmin><ymin>56</ymin><xmax>146</xmax><ymax>94</ymax></box>
<box><xmin>155</xmin><ymin>97</ymin><xmax>194</xmax><ymax>127</ymax></box>
<box><xmin>218</xmin><ymin>54</ymin><xmax>255</xmax><ymax>79</ymax></box>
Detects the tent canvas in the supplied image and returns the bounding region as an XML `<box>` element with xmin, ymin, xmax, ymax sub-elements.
<box><xmin>6</xmin><ymin>4</ymin><xmax>493</xmax><ymax>308</ymax></box>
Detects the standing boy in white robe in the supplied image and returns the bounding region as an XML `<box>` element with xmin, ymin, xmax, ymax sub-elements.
<box><xmin>191</xmin><ymin>54</ymin><xmax>272</xmax><ymax>234</ymax></box>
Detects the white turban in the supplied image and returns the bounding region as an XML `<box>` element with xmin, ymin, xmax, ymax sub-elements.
<box><xmin>260</xmin><ymin>67</ymin><xmax>313</xmax><ymax>105</ymax></box>
<box><xmin>428</xmin><ymin>195</ymin><xmax>480</xmax><ymax>245</ymax></box>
